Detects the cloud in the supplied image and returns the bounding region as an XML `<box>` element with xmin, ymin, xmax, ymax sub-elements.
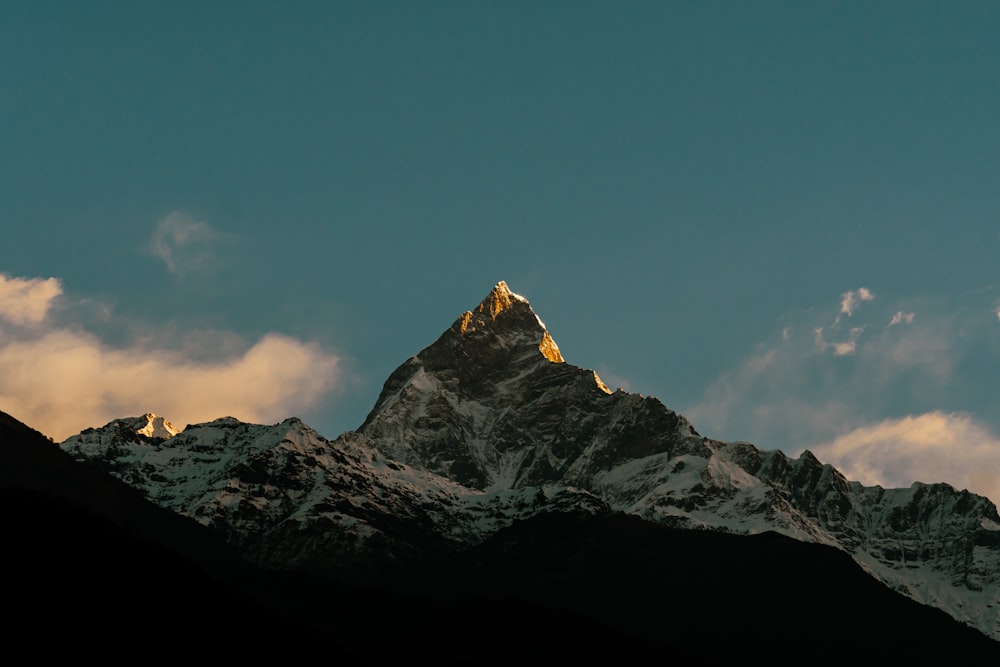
<box><xmin>809</xmin><ymin>411</ymin><xmax>1000</xmax><ymax>506</ymax></box>
<box><xmin>683</xmin><ymin>286</ymin><xmax>978</xmax><ymax>454</ymax></box>
<box><xmin>0</xmin><ymin>274</ymin><xmax>62</xmax><ymax>324</ymax></box>
<box><xmin>815</xmin><ymin>325</ymin><xmax>865</xmax><ymax>356</ymax></box>
<box><xmin>684</xmin><ymin>337</ymin><xmax>857</xmax><ymax>450</ymax></box>
<box><xmin>888</xmin><ymin>311</ymin><xmax>915</xmax><ymax>327</ymax></box>
<box><xmin>839</xmin><ymin>287</ymin><xmax>875</xmax><ymax>318</ymax></box>
<box><xmin>150</xmin><ymin>211</ymin><xmax>219</xmax><ymax>274</ymax></box>
<box><xmin>0</xmin><ymin>274</ymin><xmax>341</xmax><ymax>441</ymax></box>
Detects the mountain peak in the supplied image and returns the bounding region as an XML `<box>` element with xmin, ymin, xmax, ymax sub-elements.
<box><xmin>455</xmin><ymin>281</ymin><xmax>564</xmax><ymax>363</ymax></box>
<box><xmin>135</xmin><ymin>413</ymin><xmax>181</xmax><ymax>440</ymax></box>
<box><xmin>476</xmin><ymin>280</ymin><xmax>526</xmax><ymax>319</ymax></box>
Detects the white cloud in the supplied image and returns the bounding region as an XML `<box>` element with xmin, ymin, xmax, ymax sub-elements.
<box><xmin>810</xmin><ymin>411</ymin><xmax>1000</xmax><ymax>506</ymax></box>
<box><xmin>684</xmin><ymin>286</ymin><xmax>974</xmax><ymax>455</ymax></box>
<box><xmin>150</xmin><ymin>211</ymin><xmax>219</xmax><ymax>274</ymax></box>
<box><xmin>0</xmin><ymin>274</ymin><xmax>341</xmax><ymax>441</ymax></box>
<box><xmin>0</xmin><ymin>274</ymin><xmax>62</xmax><ymax>324</ymax></box>
<box><xmin>814</xmin><ymin>325</ymin><xmax>865</xmax><ymax>356</ymax></box>
<box><xmin>888</xmin><ymin>311</ymin><xmax>915</xmax><ymax>327</ymax></box>
<box><xmin>839</xmin><ymin>287</ymin><xmax>875</xmax><ymax>317</ymax></box>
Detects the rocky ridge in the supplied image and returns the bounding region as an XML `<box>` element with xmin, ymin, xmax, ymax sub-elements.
<box><xmin>62</xmin><ymin>411</ymin><xmax>608</xmax><ymax>582</ymax></box>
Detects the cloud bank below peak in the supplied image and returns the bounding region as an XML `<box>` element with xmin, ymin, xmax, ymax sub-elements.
<box><xmin>0</xmin><ymin>272</ymin><xmax>341</xmax><ymax>441</ymax></box>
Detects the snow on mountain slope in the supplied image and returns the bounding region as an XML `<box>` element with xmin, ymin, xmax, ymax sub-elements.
<box><xmin>60</xmin><ymin>281</ymin><xmax>1000</xmax><ymax>640</ymax></box>
<box><xmin>61</xmin><ymin>412</ymin><xmax>608</xmax><ymax>581</ymax></box>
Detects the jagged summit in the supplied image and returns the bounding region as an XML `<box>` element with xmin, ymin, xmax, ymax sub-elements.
<box><xmin>357</xmin><ymin>281</ymin><xmax>691</xmax><ymax>489</ymax></box>
<box><xmin>100</xmin><ymin>413</ymin><xmax>181</xmax><ymax>440</ymax></box>
<box><xmin>446</xmin><ymin>280</ymin><xmax>566</xmax><ymax>364</ymax></box>
<box><xmin>360</xmin><ymin>281</ymin><xmax>613</xmax><ymax>445</ymax></box>
<box><xmin>475</xmin><ymin>280</ymin><xmax>527</xmax><ymax>319</ymax></box>
<box><xmin>453</xmin><ymin>281</ymin><xmax>565</xmax><ymax>364</ymax></box>
<box><xmin>67</xmin><ymin>413</ymin><xmax>182</xmax><ymax>451</ymax></box>
<box><xmin>136</xmin><ymin>413</ymin><xmax>181</xmax><ymax>439</ymax></box>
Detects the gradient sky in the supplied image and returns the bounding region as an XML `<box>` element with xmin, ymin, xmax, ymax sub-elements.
<box><xmin>4</xmin><ymin>2</ymin><xmax>1000</xmax><ymax>503</ymax></box>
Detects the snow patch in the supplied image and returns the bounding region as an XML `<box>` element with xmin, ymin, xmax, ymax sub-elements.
<box><xmin>981</xmin><ymin>516</ymin><xmax>1000</xmax><ymax>532</ymax></box>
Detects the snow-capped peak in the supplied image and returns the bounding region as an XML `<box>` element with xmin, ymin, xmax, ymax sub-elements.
<box><xmin>454</xmin><ymin>281</ymin><xmax>565</xmax><ymax>364</ymax></box>
<box><xmin>136</xmin><ymin>413</ymin><xmax>181</xmax><ymax>439</ymax></box>
<box><xmin>477</xmin><ymin>280</ymin><xmax>528</xmax><ymax>319</ymax></box>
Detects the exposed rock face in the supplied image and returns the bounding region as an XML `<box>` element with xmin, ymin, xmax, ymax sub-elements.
<box><xmin>60</xmin><ymin>281</ymin><xmax>1000</xmax><ymax>640</ymax></box>
<box><xmin>358</xmin><ymin>281</ymin><xmax>702</xmax><ymax>489</ymax></box>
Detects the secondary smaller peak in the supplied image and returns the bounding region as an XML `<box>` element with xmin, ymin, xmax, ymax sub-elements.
<box><xmin>136</xmin><ymin>413</ymin><xmax>181</xmax><ymax>439</ymax></box>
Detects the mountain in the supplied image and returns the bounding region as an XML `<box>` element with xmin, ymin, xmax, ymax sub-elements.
<box><xmin>54</xmin><ymin>281</ymin><xmax>1000</xmax><ymax>654</ymax></box>
<box><xmin>59</xmin><ymin>411</ymin><xmax>611</xmax><ymax>583</ymax></box>
<box><xmin>353</xmin><ymin>281</ymin><xmax>1000</xmax><ymax>638</ymax></box>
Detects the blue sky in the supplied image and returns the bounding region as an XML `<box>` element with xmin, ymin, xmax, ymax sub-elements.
<box><xmin>3</xmin><ymin>2</ymin><xmax>1000</xmax><ymax>502</ymax></box>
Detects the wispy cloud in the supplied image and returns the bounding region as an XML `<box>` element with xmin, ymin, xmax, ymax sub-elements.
<box><xmin>810</xmin><ymin>411</ymin><xmax>1000</xmax><ymax>505</ymax></box>
<box><xmin>0</xmin><ymin>273</ymin><xmax>341</xmax><ymax>441</ymax></box>
<box><xmin>815</xmin><ymin>325</ymin><xmax>865</xmax><ymax>356</ymax></box>
<box><xmin>888</xmin><ymin>311</ymin><xmax>915</xmax><ymax>327</ymax></box>
<box><xmin>150</xmin><ymin>211</ymin><xmax>220</xmax><ymax>275</ymax></box>
<box><xmin>0</xmin><ymin>274</ymin><xmax>62</xmax><ymax>325</ymax></box>
<box><xmin>684</xmin><ymin>286</ymin><xmax>978</xmax><ymax>455</ymax></box>
<box><xmin>684</xmin><ymin>336</ymin><xmax>856</xmax><ymax>450</ymax></box>
<box><xmin>682</xmin><ymin>284</ymin><xmax>1000</xmax><ymax>505</ymax></box>
<box><xmin>839</xmin><ymin>287</ymin><xmax>875</xmax><ymax>318</ymax></box>
<box><xmin>810</xmin><ymin>287</ymin><xmax>878</xmax><ymax>355</ymax></box>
